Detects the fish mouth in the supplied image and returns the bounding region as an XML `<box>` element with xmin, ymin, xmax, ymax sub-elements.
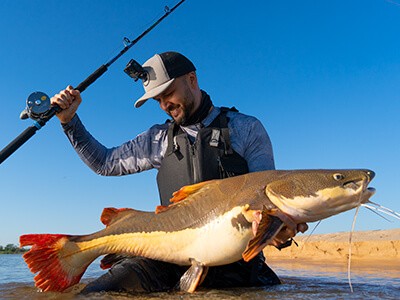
<box><xmin>343</xmin><ymin>170</ymin><xmax>376</xmax><ymax>204</ymax></box>
<box><xmin>343</xmin><ymin>179</ymin><xmax>363</xmax><ymax>190</ymax></box>
<box><xmin>347</xmin><ymin>177</ymin><xmax>376</xmax><ymax>204</ymax></box>
<box><xmin>363</xmin><ymin>170</ymin><xmax>376</xmax><ymax>202</ymax></box>
<box><xmin>343</xmin><ymin>170</ymin><xmax>375</xmax><ymax>191</ymax></box>
<box><xmin>360</xmin><ymin>187</ymin><xmax>376</xmax><ymax>204</ymax></box>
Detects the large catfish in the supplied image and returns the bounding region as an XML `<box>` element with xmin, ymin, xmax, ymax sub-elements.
<box><xmin>20</xmin><ymin>169</ymin><xmax>376</xmax><ymax>293</ymax></box>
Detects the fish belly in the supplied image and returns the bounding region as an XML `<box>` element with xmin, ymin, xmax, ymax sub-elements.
<box><xmin>74</xmin><ymin>206</ymin><xmax>253</xmax><ymax>267</ymax></box>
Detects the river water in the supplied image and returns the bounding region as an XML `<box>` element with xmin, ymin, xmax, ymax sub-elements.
<box><xmin>0</xmin><ymin>254</ymin><xmax>399</xmax><ymax>299</ymax></box>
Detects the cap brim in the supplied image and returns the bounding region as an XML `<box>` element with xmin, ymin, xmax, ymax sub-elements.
<box><xmin>134</xmin><ymin>78</ymin><xmax>175</xmax><ymax>108</ymax></box>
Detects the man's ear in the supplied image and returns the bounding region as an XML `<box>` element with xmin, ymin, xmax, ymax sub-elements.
<box><xmin>187</xmin><ymin>71</ymin><xmax>198</xmax><ymax>89</ymax></box>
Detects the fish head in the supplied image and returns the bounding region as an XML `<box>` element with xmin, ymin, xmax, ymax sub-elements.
<box><xmin>264</xmin><ymin>169</ymin><xmax>376</xmax><ymax>223</ymax></box>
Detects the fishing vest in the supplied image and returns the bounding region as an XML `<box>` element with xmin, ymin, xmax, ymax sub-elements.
<box><xmin>157</xmin><ymin>107</ymin><xmax>249</xmax><ymax>206</ymax></box>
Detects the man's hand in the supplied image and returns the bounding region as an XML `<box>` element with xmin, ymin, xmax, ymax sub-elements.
<box><xmin>252</xmin><ymin>211</ymin><xmax>308</xmax><ymax>249</ymax></box>
<box><xmin>50</xmin><ymin>86</ymin><xmax>82</xmax><ymax>124</ymax></box>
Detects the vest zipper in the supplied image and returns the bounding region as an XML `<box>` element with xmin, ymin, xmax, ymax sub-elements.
<box><xmin>190</xmin><ymin>142</ymin><xmax>200</xmax><ymax>183</ymax></box>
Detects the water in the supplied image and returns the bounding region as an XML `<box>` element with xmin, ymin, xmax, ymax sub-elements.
<box><xmin>0</xmin><ymin>254</ymin><xmax>399</xmax><ymax>299</ymax></box>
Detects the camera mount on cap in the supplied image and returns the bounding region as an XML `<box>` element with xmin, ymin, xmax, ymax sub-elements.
<box><xmin>124</xmin><ymin>59</ymin><xmax>148</xmax><ymax>82</ymax></box>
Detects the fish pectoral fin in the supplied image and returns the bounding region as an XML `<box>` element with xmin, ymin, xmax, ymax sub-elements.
<box><xmin>242</xmin><ymin>208</ymin><xmax>284</xmax><ymax>262</ymax></box>
<box><xmin>179</xmin><ymin>258</ymin><xmax>209</xmax><ymax>293</ymax></box>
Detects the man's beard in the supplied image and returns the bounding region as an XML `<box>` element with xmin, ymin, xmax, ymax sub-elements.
<box><xmin>169</xmin><ymin>83</ymin><xmax>195</xmax><ymax>125</ymax></box>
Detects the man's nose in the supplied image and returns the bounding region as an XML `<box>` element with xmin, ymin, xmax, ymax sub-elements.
<box><xmin>160</xmin><ymin>99</ymin><xmax>174</xmax><ymax>112</ymax></box>
<box><xmin>158</xmin><ymin>99</ymin><xmax>168</xmax><ymax>110</ymax></box>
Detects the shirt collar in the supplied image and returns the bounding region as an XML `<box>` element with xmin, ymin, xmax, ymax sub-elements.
<box><xmin>201</xmin><ymin>106</ymin><xmax>220</xmax><ymax>127</ymax></box>
<box><xmin>178</xmin><ymin>106</ymin><xmax>221</xmax><ymax>138</ymax></box>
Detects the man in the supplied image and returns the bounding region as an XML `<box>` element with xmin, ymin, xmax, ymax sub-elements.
<box><xmin>51</xmin><ymin>51</ymin><xmax>307</xmax><ymax>293</ymax></box>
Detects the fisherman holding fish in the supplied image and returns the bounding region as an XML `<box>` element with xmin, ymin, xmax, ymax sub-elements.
<box><xmin>51</xmin><ymin>52</ymin><xmax>308</xmax><ymax>293</ymax></box>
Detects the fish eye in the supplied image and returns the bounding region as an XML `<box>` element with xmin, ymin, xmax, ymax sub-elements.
<box><xmin>333</xmin><ymin>173</ymin><xmax>345</xmax><ymax>181</ymax></box>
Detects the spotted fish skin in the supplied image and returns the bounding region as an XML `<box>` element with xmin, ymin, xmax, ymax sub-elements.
<box><xmin>20</xmin><ymin>169</ymin><xmax>375</xmax><ymax>292</ymax></box>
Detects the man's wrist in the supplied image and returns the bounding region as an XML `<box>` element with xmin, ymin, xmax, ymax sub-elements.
<box><xmin>61</xmin><ymin>114</ymin><xmax>79</xmax><ymax>130</ymax></box>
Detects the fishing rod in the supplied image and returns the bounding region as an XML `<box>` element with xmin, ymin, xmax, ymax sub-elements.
<box><xmin>0</xmin><ymin>0</ymin><xmax>186</xmax><ymax>165</ymax></box>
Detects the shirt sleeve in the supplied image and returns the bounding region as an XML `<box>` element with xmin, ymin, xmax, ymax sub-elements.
<box><xmin>61</xmin><ymin>114</ymin><xmax>168</xmax><ymax>176</ymax></box>
<box><xmin>227</xmin><ymin>112</ymin><xmax>275</xmax><ymax>172</ymax></box>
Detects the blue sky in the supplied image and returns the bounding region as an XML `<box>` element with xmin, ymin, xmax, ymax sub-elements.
<box><xmin>0</xmin><ymin>0</ymin><xmax>399</xmax><ymax>246</ymax></box>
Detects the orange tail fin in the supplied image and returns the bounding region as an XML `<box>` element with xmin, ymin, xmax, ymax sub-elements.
<box><xmin>20</xmin><ymin>234</ymin><xmax>91</xmax><ymax>292</ymax></box>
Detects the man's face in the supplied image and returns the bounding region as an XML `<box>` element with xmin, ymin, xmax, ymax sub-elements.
<box><xmin>154</xmin><ymin>73</ymin><xmax>199</xmax><ymax>125</ymax></box>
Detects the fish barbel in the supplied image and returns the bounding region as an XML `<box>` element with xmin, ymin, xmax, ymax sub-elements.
<box><xmin>20</xmin><ymin>169</ymin><xmax>376</xmax><ymax>292</ymax></box>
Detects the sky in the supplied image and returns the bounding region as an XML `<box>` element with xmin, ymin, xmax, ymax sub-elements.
<box><xmin>0</xmin><ymin>0</ymin><xmax>399</xmax><ymax>246</ymax></box>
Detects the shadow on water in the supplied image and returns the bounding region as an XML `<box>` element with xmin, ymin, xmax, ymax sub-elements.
<box><xmin>1</xmin><ymin>279</ymin><xmax>400</xmax><ymax>300</ymax></box>
<box><xmin>1</xmin><ymin>255</ymin><xmax>399</xmax><ymax>299</ymax></box>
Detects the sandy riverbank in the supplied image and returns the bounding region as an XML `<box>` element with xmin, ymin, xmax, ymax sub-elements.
<box><xmin>264</xmin><ymin>229</ymin><xmax>400</xmax><ymax>262</ymax></box>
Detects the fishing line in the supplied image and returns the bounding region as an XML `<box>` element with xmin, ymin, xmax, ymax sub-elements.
<box><xmin>347</xmin><ymin>177</ymin><xmax>368</xmax><ymax>293</ymax></box>
<box><xmin>298</xmin><ymin>220</ymin><xmax>321</xmax><ymax>252</ymax></box>
<box><xmin>348</xmin><ymin>205</ymin><xmax>360</xmax><ymax>293</ymax></box>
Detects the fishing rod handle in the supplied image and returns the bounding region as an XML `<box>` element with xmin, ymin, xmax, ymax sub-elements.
<box><xmin>0</xmin><ymin>125</ymin><xmax>38</xmax><ymax>164</ymax></box>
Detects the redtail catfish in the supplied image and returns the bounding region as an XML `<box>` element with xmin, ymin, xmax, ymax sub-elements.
<box><xmin>20</xmin><ymin>169</ymin><xmax>376</xmax><ymax>293</ymax></box>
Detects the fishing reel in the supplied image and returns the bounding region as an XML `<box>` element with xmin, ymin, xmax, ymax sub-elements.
<box><xmin>20</xmin><ymin>91</ymin><xmax>56</xmax><ymax>121</ymax></box>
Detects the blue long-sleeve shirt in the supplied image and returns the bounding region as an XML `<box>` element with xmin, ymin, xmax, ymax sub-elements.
<box><xmin>62</xmin><ymin>106</ymin><xmax>275</xmax><ymax>175</ymax></box>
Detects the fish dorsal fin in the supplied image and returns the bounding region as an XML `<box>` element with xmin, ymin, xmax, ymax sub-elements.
<box><xmin>100</xmin><ymin>207</ymin><xmax>136</xmax><ymax>227</ymax></box>
<box><xmin>155</xmin><ymin>181</ymin><xmax>212</xmax><ymax>214</ymax></box>
<box><xmin>156</xmin><ymin>175</ymin><xmax>246</xmax><ymax>214</ymax></box>
<box><xmin>170</xmin><ymin>181</ymin><xmax>211</xmax><ymax>203</ymax></box>
<box><xmin>155</xmin><ymin>205</ymin><xmax>169</xmax><ymax>214</ymax></box>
